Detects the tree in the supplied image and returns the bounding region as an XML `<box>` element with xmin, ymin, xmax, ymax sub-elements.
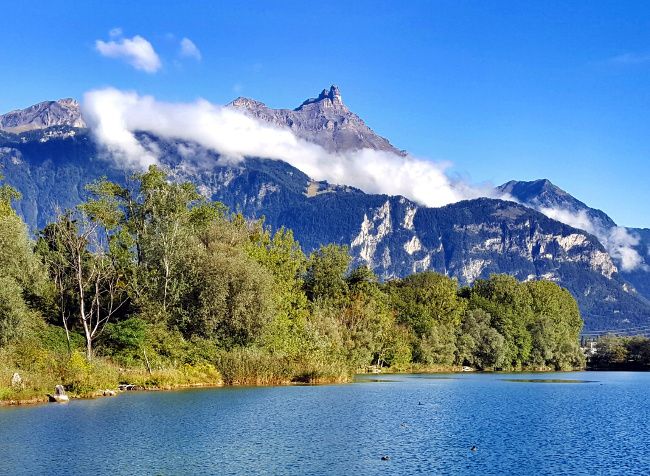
<box><xmin>39</xmin><ymin>211</ymin><xmax>127</xmax><ymax>359</ymax></box>
<box><xmin>76</xmin><ymin>167</ymin><xmax>226</xmax><ymax>325</ymax></box>
<box><xmin>469</xmin><ymin>275</ymin><xmax>534</xmax><ymax>368</ymax></box>
<box><xmin>0</xmin><ymin>173</ymin><xmax>20</xmax><ymax>218</ymax></box>
<box><xmin>456</xmin><ymin>308</ymin><xmax>506</xmax><ymax>369</ymax></box>
<box><xmin>525</xmin><ymin>280</ymin><xmax>584</xmax><ymax>369</ymax></box>
<box><xmin>246</xmin><ymin>224</ymin><xmax>309</xmax><ymax>355</ymax></box>
<box><xmin>626</xmin><ymin>336</ymin><xmax>650</xmax><ymax>368</ymax></box>
<box><xmin>340</xmin><ymin>266</ymin><xmax>395</xmax><ymax>369</ymax></box>
<box><xmin>0</xmin><ymin>175</ymin><xmax>49</xmax><ymax>346</ymax></box>
<box><xmin>304</xmin><ymin>244</ymin><xmax>351</xmax><ymax>303</ymax></box>
<box><xmin>387</xmin><ymin>272</ymin><xmax>465</xmax><ymax>365</ymax></box>
<box><xmin>189</xmin><ymin>226</ymin><xmax>276</xmax><ymax>348</ymax></box>
<box><xmin>592</xmin><ymin>336</ymin><xmax>628</xmax><ymax>368</ymax></box>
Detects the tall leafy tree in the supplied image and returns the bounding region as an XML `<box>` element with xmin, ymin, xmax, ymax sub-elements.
<box><xmin>0</xmin><ymin>175</ymin><xmax>48</xmax><ymax>346</ymax></box>
<box><xmin>525</xmin><ymin>280</ymin><xmax>584</xmax><ymax>369</ymax></box>
<box><xmin>387</xmin><ymin>272</ymin><xmax>465</xmax><ymax>365</ymax></box>
<box><xmin>304</xmin><ymin>244</ymin><xmax>351</xmax><ymax>303</ymax></box>
<box><xmin>469</xmin><ymin>275</ymin><xmax>534</xmax><ymax>368</ymax></box>
<box><xmin>38</xmin><ymin>211</ymin><xmax>128</xmax><ymax>359</ymax></box>
<box><xmin>246</xmin><ymin>224</ymin><xmax>309</xmax><ymax>354</ymax></box>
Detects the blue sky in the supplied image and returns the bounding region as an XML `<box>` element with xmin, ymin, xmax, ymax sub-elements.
<box><xmin>2</xmin><ymin>1</ymin><xmax>650</xmax><ymax>226</ymax></box>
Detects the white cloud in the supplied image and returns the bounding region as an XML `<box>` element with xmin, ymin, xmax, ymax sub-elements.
<box><xmin>539</xmin><ymin>206</ymin><xmax>646</xmax><ymax>272</ymax></box>
<box><xmin>95</xmin><ymin>34</ymin><xmax>162</xmax><ymax>73</ymax></box>
<box><xmin>109</xmin><ymin>27</ymin><xmax>123</xmax><ymax>38</ymax></box>
<box><xmin>179</xmin><ymin>37</ymin><xmax>202</xmax><ymax>61</ymax></box>
<box><xmin>82</xmin><ymin>88</ymin><xmax>493</xmax><ymax>208</ymax></box>
<box><xmin>82</xmin><ymin>89</ymin><xmax>158</xmax><ymax>168</ymax></box>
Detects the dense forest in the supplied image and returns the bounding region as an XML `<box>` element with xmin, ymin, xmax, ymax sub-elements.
<box><xmin>0</xmin><ymin>166</ymin><xmax>585</xmax><ymax>401</ymax></box>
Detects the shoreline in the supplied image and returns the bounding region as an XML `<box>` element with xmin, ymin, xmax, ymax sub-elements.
<box><xmin>0</xmin><ymin>381</ymin><xmax>226</xmax><ymax>408</ymax></box>
<box><xmin>1</xmin><ymin>367</ymin><xmax>596</xmax><ymax>408</ymax></box>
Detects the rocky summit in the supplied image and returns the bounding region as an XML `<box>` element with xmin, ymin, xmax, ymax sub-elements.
<box><xmin>1</xmin><ymin>87</ymin><xmax>649</xmax><ymax>331</ymax></box>
<box><xmin>0</xmin><ymin>98</ymin><xmax>85</xmax><ymax>133</ymax></box>
<box><xmin>228</xmin><ymin>85</ymin><xmax>404</xmax><ymax>155</ymax></box>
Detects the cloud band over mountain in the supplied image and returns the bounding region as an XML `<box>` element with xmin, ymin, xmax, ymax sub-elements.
<box><xmin>82</xmin><ymin>88</ymin><xmax>495</xmax><ymax>208</ymax></box>
<box><xmin>82</xmin><ymin>87</ymin><xmax>646</xmax><ymax>272</ymax></box>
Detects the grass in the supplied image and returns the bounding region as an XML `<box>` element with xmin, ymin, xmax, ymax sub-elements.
<box><xmin>0</xmin><ymin>328</ymin><xmax>226</xmax><ymax>405</ymax></box>
<box><xmin>215</xmin><ymin>347</ymin><xmax>350</xmax><ymax>386</ymax></box>
<box><xmin>0</xmin><ymin>338</ymin><xmax>351</xmax><ymax>405</ymax></box>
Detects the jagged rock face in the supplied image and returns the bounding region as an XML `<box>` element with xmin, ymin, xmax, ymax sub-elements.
<box><xmin>228</xmin><ymin>85</ymin><xmax>404</xmax><ymax>155</ymax></box>
<box><xmin>0</xmin><ymin>99</ymin><xmax>86</xmax><ymax>133</ymax></box>
<box><xmin>347</xmin><ymin>197</ymin><xmax>618</xmax><ymax>283</ymax></box>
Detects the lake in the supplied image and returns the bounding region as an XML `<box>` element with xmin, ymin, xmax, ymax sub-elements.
<box><xmin>1</xmin><ymin>372</ymin><xmax>648</xmax><ymax>475</ymax></box>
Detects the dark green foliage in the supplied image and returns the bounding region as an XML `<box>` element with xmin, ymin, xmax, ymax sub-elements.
<box><xmin>464</xmin><ymin>275</ymin><xmax>584</xmax><ymax>370</ymax></box>
<box><xmin>0</xmin><ymin>178</ymin><xmax>50</xmax><ymax>347</ymax></box>
<box><xmin>304</xmin><ymin>244</ymin><xmax>351</xmax><ymax>302</ymax></box>
<box><xmin>387</xmin><ymin>272</ymin><xmax>465</xmax><ymax>366</ymax></box>
<box><xmin>456</xmin><ymin>309</ymin><xmax>506</xmax><ymax>369</ymax></box>
<box><xmin>469</xmin><ymin>275</ymin><xmax>534</xmax><ymax>367</ymax></box>
<box><xmin>99</xmin><ymin>318</ymin><xmax>147</xmax><ymax>359</ymax></box>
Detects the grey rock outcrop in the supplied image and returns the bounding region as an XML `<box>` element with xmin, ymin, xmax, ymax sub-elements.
<box><xmin>10</xmin><ymin>372</ymin><xmax>22</xmax><ymax>389</ymax></box>
<box><xmin>48</xmin><ymin>384</ymin><xmax>69</xmax><ymax>403</ymax></box>
<box><xmin>501</xmin><ymin>179</ymin><xmax>650</xmax><ymax>300</ymax></box>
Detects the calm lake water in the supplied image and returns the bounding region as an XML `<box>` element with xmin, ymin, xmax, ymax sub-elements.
<box><xmin>1</xmin><ymin>372</ymin><xmax>649</xmax><ymax>475</ymax></box>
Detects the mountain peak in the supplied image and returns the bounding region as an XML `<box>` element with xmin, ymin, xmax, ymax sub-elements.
<box><xmin>499</xmin><ymin>179</ymin><xmax>617</xmax><ymax>228</ymax></box>
<box><xmin>228</xmin><ymin>85</ymin><xmax>403</xmax><ymax>155</ymax></box>
<box><xmin>297</xmin><ymin>85</ymin><xmax>344</xmax><ymax>110</ymax></box>
<box><xmin>227</xmin><ymin>97</ymin><xmax>267</xmax><ymax>109</ymax></box>
<box><xmin>499</xmin><ymin>179</ymin><xmax>570</xmax><ymax>202</ymax></box>
<box><xmin>0</xmin><ymin>98</ymin><xmax>85</xmax><ymax>133</ymax></box>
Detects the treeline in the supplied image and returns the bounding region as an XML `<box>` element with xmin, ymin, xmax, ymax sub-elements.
<box><xmin>0</xmin><ymin>166</ymin><xmax>585</xmax><ymax>398</ymax></box>
<box><xmin>588</xmin><ymin>336</ymin><xmax>650</xmax><ymax>370</ymax></box>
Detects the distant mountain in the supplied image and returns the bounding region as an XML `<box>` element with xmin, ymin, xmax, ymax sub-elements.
<box><xmin>228</xmin><ymin>85</ymin><xmax>404</xmax><ymax>155</ymax></box>
<box><xmin>1</xmin><ymin>88</ymin><xmax>649</xmax><ymax>331</ymax></box>
<box><xmin>501</xmin><ymin>178</ymin><xmax>650</xmax><ymax>301</ymax></box>
<box><xmin>0</xmin><ymin>99</ymin><xmax>85</xmax><ymax>133</ymax></box>
<box><xmin>499</xmin><ymin>179</ymin><xmax>616</xmax><ymax>228</ymax></box>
